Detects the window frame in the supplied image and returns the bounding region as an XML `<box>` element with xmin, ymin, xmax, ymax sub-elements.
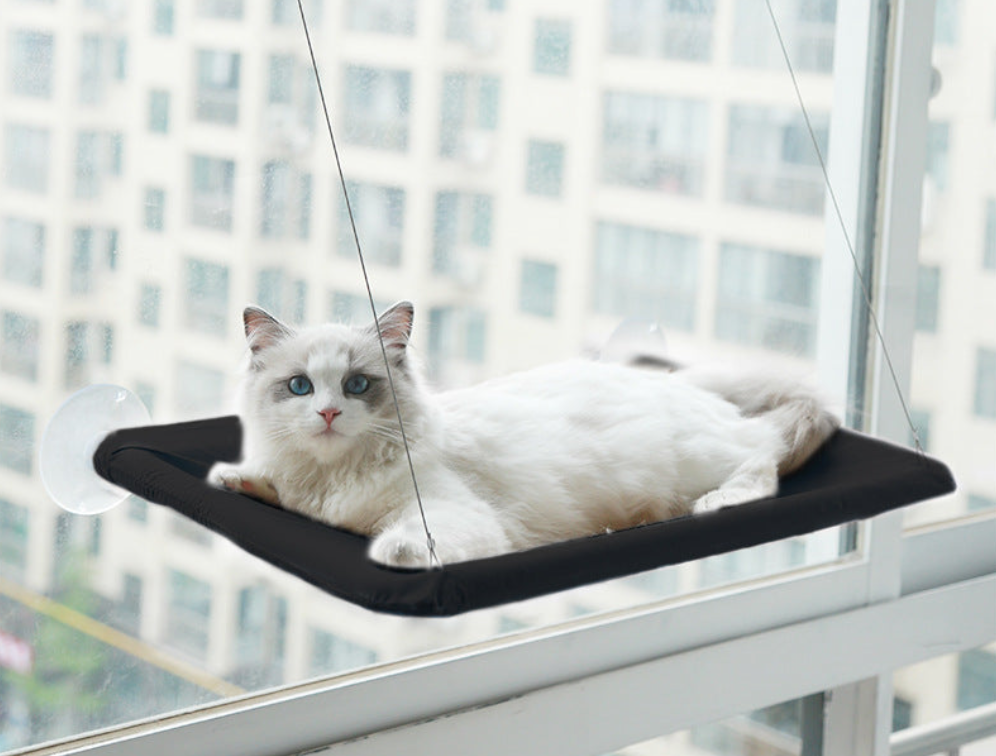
<box><xmin>13</xmin><ymin>2</ymin><xmax>996</xmax><ymax>756</ymax></box>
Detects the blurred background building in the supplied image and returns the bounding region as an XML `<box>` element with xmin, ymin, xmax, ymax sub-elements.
<box><xmin>0</xmin><ymin>0</ymin><xmax>993</xmax><ymax>754</ymax></box>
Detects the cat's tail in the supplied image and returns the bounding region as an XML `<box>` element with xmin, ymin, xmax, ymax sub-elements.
<box><xmin>679</xmin><ymin>364</ymin><xmax>841</xmax><ymax>475</ymax></box>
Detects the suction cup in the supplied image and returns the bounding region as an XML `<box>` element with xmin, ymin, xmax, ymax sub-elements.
<box><xmin>39</xmin><ymin>384</ymin><xmax>150</xmax><ymax>515</ymax></box>
<box><xmin>601</xmin><ymin>319</ymin><xmax>670</xmax><ymax>365</ymax></box>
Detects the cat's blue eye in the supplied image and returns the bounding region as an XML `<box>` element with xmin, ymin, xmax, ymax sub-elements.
<box><xmin>344</xmin><ymin>374</ymin><xmax>370</xmax><ymax>395</ymax></box>
<box><xmin>288</xmin><ymin>375</ymin><xmax>313</xmax><ymax>396</ymax></box>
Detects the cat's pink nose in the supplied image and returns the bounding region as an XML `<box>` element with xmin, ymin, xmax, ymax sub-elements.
<box><xmin>318</xmin><ymin>408</ymin><xmax>341</xmax><ymax>427</ymax></box>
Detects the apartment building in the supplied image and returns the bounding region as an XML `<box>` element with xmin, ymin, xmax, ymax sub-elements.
<box><xmin>0</xmin><ymin>0</ymin><xmax>993</xmax><ymax>753</ymax></box>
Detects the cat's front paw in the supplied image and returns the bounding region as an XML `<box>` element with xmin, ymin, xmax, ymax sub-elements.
<box><xmin>209</xmin><ymin>465</ymin><xmax>280</xmax><ymax>506</ymax></box>
<box><xmin>369</xmin><ymin>531</ymin><xmax>437</xmax><ymax>569</ymax></box>
<box><xmin>692</xmin><ymin>487</ymin><xmax>760</xmax><ymax>515</ymax></box>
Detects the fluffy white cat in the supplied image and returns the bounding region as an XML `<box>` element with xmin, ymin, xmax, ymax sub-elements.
<box><xmin>210</xmin><ymin>302</ymin><xmax>839</xmax><ymax>568</ymax></box>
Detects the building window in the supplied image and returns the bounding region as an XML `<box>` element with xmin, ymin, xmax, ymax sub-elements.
<box><xmin>267</xmin><ymin>55</ymin><xmax>294</xmax><ymax>105</ymax></box>
<box><xmin>154</xmin><ymin>0</ymin><xmax>175</xmax><ymax>34</ymax></box>
<box><xmin>257</xmin><ymin>268</ymin><xmax>307</xmax><ymax>325</ymax></box>
<box><xmin>957</xmin><ymin>648</ymin><xmax>996</xmax><ymax>711</ymax></box>
<box><xmin>79</xmin><ymin>34</ymin><xmax>126</xmax><ymax>105</ymax></box>
<box><xmin>926</xmin><ymin>121</ymin><xmax>950</xmax><ymax>192</ymax></box>
<box><xmin>534</xmin><ymin>19</ymin><xmax>572</xmax><ymax>76</ymax></box>
<box><xmin>1</xmin><ymin>311</ymin><xmax>40</xmax><ymax>381</ymax></box>
<box><xmin>732</xmin><ymin>0</ymin><xmax>836</xmax><ymax>73</ymax></box>
<box><xmin>974</xmin><ymin>348</ymin><xmax>996</xmax><ymax>420</ymax></box>
<box><xmin>197</xmin><ymin>0</ymin><xmax>243</xmax><ymax>19</ymax></box>
<box><xmin>148</xmin><ymin>89</ymin><xmax>171</xmax><ymax>133</ymax></box>
<box><xmin>298</xmin><ymin>174</ymin><xmax>313</xmax><ymax>239</ymax></box>
<box><xmin>0</xmin><ymin>499</ymin><xmax>29</xmax><ymax>581</ymax></box>
<box><xmin>75</xmin><ymin>130</ymin><xmax>124</xmax><ymax>199</ymax></box>
<box><xmin>725</xmin><ymin>105</ymin><xmax>829</xmax><ymax>215</ymax></box>
<box><xmin>171</xmin><ymin>516</ymin><xmax>213</xmax><ymax>546</ymax></box>
<box><xmin>428</xmin><ymin>307</ymin><xmax>488</xmax><ymax>370</ymax></box>
<box><xmin>273</xmin><ymin>0</ymin><xmax>323</xmax><ymax>25</ymax></box>
<box><xmin>176</xmin><ymin>361</ymin><xmax>226</xmax><ymax>418</ymax></box>
<box><xmin>8</xmin><ymin>29</ymin><xmax>54</xmax><ymax>98</ymax></box>
<box><xmin>165</xmin><ymin>570</ymin><xmax>213</xmax><ymax>661</ymax></box>
<box><xmin>915</xmin><ymin>265</ymin><xmax>941</xmax><ymax>332</ymax></box>
<box><xmin>519</xmin><ymin>260</ymin><xmax>558</xmax><ymax>318</ymax></box>
<box><xmin>261</xmin><ymin>160</ymin><xmax>290</xmax><ymax>237</ymax></box>
<box><xmin>138</xmin><ymin>283</ymin><xmax>162</xmax><ymax>327</ymax></box>
<box><xmin>593</xmin><ymin>222</ymin><xmax>698</xmax><ymax>331</ymax></box>
<box><xmin>346</xmin><ymin>0</ymin><xmax>416</xmax><ymax>35</ymax></box>
<box><xmin>440</xmin><ymin>72</ymin><xmax>500</xmax><ymax>159</ymax></box>
<box><xmin>128</xmin><ymin>497</ymin><xmax>149</xmax><ymax>523</ymax></box>
<box><xmin>337</xmin><ymin>182</ymin><xmax>405</xmax><ymax>267</ymax></box>
<box><xmin>190</xmin><ymin>155</ymin><xmax>235</xmax><ymax>230</ymax></box>
<box><xmin>2</xmin><ymin>218</ymin><xmax>45</xmax><ymax>288</ymax></box>
<box><xmin>65</xmin><ymin>321</ymin><xmax>89</xmax><ymax>388</ymax></box>
<box><xmin>433</xmin><ymin>191</ymin><xmax>493</xmax><ymax>280</ymax></box>
<box><xmin>607</xmin><ymin>0</ymin><xmax>716</xmax><ymax>63</ymax></box>
<box><xmin>234</xmin><ymin>586</ymin><xmax>287</xmax><ymax>686</ymax></box>
<box><xmin>329</xmin><ymin>292</ymin><xmax>389</xmax><ymax>325</ymax></box>
<box><xmin>117</xmin><ymin>573</ymin><xmax>143</xmax><ymax>634</ymax></box>
<box><xmin>195</xmin><ymin>50</ymin><xmax>241</xmax><ymax>125</ymax></box>
<box><xmin>967</xmin><ymin>494</ymin><xmax>996</xmax><ymax>512</ymax></box>
<box><xmin>4</xmin><ymin>124</ymin><xmax>50</xmax><ymax>194</ymax></box>
<box><xmin>909</xmin><ymin>409</ymin><xmax>931</xmax><ymax>452</ymax></box>
<box><xmin>184</xmin><ymin>258</ymin><xmax>229</xmax><ymax>337</ymax></box>
<box><xmin>260</xmin><ymin>163</ymin><xmax>312</xmax><ymax>241</ymax></box>
<box><xmin>715</xmin><ymin>243</ymin><xmax>821</xmax><ymax>357</ymax></box>
<box><xmin>69</xmin><ymin>226</ymin><xmax>119</xmax><ymax>295</ymax></box>
<box><xmin>935</xmin><ymin>0</ymin><xmax>959</xmax><ymax>47</ymax></box>
<box><xmin>342</xmin><ymin>66</ymin><xmax>411</xmax><ymax>151</ymax></box>
<box><xmin>144</xmin><ymin>187</ymin><xmax>166</xmax><ymax>232</ymax></box>
<box><xmin>525</xmin><ymin>140</ymin><xmax>565</xmax><ymax>197</ymax></box>
<box><xmin>309</xmin><ymin>628</ymin><xmax>376</xmax><ymax>677</ymax></box>
<box><xmin>602</xmin><ymin>92</ymin><xmax>708</xmax><ymax>195</ymax></box>
<box><xmin>445</xmin><ymin>0</ymin><xmax>505</xmax><ymax>45</ymax></box>
<box><xmin>892</xmin><ymin>696</ymin><xmax>914</xmax><ymax>732</ymax></box>
<box><xmin>135</xmin><ymin>382</ymin><xmax>156</xmax><ymax>415</ymax></box>
<box><xmin>984</xmin><ymin>199</ymin><xmax>996</xmax><ymax>271</ymax></box>
<box><xmin>0</xmin><ymin>404</ymin><xmax>34</xmax><ymax>475</ymax></box>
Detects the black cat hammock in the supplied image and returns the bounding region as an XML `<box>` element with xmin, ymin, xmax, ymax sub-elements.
<box><xmin>80</xmin><ymin>415</ymin><xmax>950</xmax><ymax>617</ymax></box>
<box><xmin>36</xmin><ymin>1</ymin><xmax>956</xmax><ymax>617</ymax></box>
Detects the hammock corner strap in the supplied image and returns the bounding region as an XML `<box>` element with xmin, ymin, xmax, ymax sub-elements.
<box><xmin>93</xmin><ymin>416</ymin><xmax>955</xmax><ymax>617</ymax></box>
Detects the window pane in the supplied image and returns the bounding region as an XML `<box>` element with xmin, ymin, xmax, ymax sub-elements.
<box><xmin>8</xmin><ymin>29</ymin><xmax>54</xmax><ymax>98</ymax></box>
<box><xmin>906</xmin><ymin>2</ymin><xmax>996</xmax><ymax>526</ymax></box>
<box><xmin>608</xmin><ymin>0</ymin><xmax>717</xmax><ymax>62</ymax></box>
<box><xmin>0</xmin><ymin>1</ymin><xmax>873</xmax><ymax>749</ymax></box>
<box><xmin>534</xmin><ymin>19</ymin><xmax>572</xmax><ymax>76</ymax></box>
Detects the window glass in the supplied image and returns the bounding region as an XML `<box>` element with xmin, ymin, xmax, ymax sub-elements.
<box><xmin>346</xmin><ymin>0</ymin><xmax>416</xmax><ymax>36</ymax></box>
<box><xmin>525</xmin><ymin>140</ymin><xmax>566</xmax><ymax>197</ymax></box>
<box><xmin>904</xmin><ymin>0</ymin><xmax>996</xmax><ymax>526</ymax></box>
<box><xmin>893</xmin><ymin>644</ymin><xmax>996</xmax><ymax>738</ymax></box>
<box><xmin>533</xmin><ymin>19</ymin><xmax>572</xmax><ymax>76</ymax></box>
<box><xmin>8</xmin><ymin>30</ymin><xmax>54</xmax><ymax>99</ymax></box>
<box><xmin>607</xmin><ymin>0</ymin><xmax>717</xmax><ymax>63</ymax></box>
<box><xmin>0</xmin><ymin>1</ymin><xmax>894</xmax><ymax>751</ymax></box>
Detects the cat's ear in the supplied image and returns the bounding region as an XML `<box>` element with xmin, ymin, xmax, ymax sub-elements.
<box><xmin>374</xmin><ymin>301</ymin><xmax>414</xmax><ymax>351</ymax></box>
<box><xmin>244</xmin><ymin>307</ymin><xmax>292</xmax><ymax>360</ymax></box>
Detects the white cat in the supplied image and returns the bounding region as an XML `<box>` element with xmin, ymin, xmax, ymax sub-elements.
<box><xmin>210</xmin><ymin>302</ymin><xmax>839</xmax><ymax>568</ymax></box>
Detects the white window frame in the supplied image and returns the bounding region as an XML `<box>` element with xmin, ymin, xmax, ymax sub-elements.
<box><xmin>19</xmin><ymin>3</ymin><xmax>996</xmax><ymax>756</ymax></box>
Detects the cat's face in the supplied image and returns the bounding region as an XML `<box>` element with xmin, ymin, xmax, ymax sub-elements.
<box><xmin>241</xmin><ymin>302</ymin><xmax>416</xmax><ymax>462</ymax></box>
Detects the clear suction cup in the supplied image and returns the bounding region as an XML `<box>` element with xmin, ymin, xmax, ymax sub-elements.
<box><xmin>601</xmin><ymin>319</ymin><xmax>669</xmax><ymax>365</ymax></box>
<box><xmin>39</xmin><ymin>384</ymin><xmax>151</xmax><ymax>515</ymax></box>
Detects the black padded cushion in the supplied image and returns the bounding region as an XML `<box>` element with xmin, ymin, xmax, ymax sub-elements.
<box><xmin>94</xmin><ymin>416</ymin><xmax>955</xmax><ymax>617</ymax></box>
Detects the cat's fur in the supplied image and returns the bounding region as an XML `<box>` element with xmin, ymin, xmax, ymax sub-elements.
<box><xmin>210</xmin><ymin>302</ymin><xmax>840</xmax><ymax>568</ymax></box>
